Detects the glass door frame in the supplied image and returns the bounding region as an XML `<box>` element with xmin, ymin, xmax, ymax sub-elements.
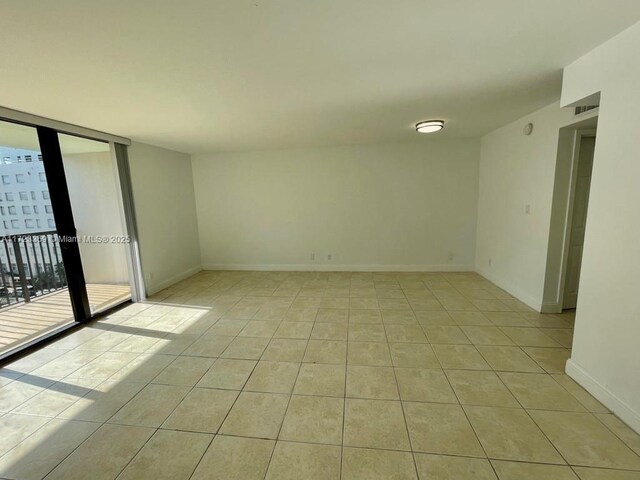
<box><xmin>0</xmin><ymin>107</ymin><xmax>144</xmax><ymax>360</ymax></box>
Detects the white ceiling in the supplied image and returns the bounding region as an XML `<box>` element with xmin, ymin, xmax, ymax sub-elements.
<box><xmin>1</xmin><ymin>1</ymin><xmax>639</xmax><ymax>154</ymax></box>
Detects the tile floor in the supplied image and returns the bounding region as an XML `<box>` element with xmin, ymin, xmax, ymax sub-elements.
<box><xmin>1</xmin><ymin>271</ymin><xmax>639</xmax><ymax>479</ymax></box>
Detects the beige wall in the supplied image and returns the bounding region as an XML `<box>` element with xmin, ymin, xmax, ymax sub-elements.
<box><xmin>192</xmin><ymin>139</ymin><xmax>480</xmax><ymax>271</ymax></box>
<box><xmin>128</xmin><ymin>142</ymin><xmax>201</xmax><ymax>294</ymax></box>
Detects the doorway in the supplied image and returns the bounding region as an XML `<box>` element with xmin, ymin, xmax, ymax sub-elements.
<box><xmin>562</xmin><ymin>134</ymin><xmax>595</xmax><ymax>309</ymax></box>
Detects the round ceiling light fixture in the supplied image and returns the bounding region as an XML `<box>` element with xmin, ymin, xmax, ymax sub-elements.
<box><xmin>415</xmin><ymin>120</ymin><xmax>445</xmax><ymax>133</ymax></box>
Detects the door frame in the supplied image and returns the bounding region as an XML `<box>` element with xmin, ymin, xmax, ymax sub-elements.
<box><xmin>557</xmin><ymin>129</ymin><xmax>597</xmax><ymax>310</ymax></box>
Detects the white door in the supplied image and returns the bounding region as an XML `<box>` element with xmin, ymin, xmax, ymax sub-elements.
<box><xmin>563</xmin><ymin>136</ymin><xmax>595</xmax><ymax>309</ymax></box>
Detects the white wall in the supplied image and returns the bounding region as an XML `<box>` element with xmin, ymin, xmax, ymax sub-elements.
<box><xmin>475</xmin><ymin>102</ymin><xmax>574</xmax><ymax>309</ymax></box>
<box><xmin>192</xmin><ymin>140</ymin><xmax>480</xmax><ymax>271</ymax></box>
<box><xmin>128</xmin><ymin>142</ymin><xmax>201</xmax><ymax>294</ymax></box>
<box><xmin>64</xmin><ymin>151</ymin><xmax>129</xmax><ymax>284</ymax></box>
<box><xmin>560</xmin><ymin>22</ymin><xmax>640</xmax><ymax>433</ymax></box>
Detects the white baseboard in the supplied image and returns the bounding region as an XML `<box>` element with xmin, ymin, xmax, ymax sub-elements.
<box><xmin>144</xmin><ymin>265</ymin><xmax>203</xmax><ymax>296</ymax></box>
<box><xmin>566</xmin><ymin>359</ymin><xmax>640</xmax><ymax>434</ymax></box>
<box><xmin>475</xmin><ymin>267</ymin><xmax>542</xmax><ymax>312</ymax></box>
<box><xmin>202</xmin><ymin>264</ymin><xmax>474</xmax><ymax>272</ymax></box>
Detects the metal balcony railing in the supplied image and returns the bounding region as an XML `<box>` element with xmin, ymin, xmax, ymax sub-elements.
<box><xmin>0</xmin><ymin>231</ymin><xmax>67</xmax><ymax>308</ymax></box>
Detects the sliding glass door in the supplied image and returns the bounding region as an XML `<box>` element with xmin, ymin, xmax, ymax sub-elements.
<box><xmin>0</xmin><ymin>120</ymin><xmax>78</xmax><ymax>354</ymax></box>
<box><xmin>0</xmin><ymin>118</ymin><xmax>136</xmax><ymax>358</ymax></box>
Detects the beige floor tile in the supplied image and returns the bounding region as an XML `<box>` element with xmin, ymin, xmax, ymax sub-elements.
<box><xmin>108</xmin><ymin>384</ymin><xmax>190</xmax><ymax>427</ymax></box>
<box><xmin>311</xmin><ymin>323</ymin><xmax>348</xmax><ymax>341</ymax></box>
<box><xmin>280</xmin><ymin>395</ymin><xmax>344</xmax><ymax>444</ymax></box>
<box><xmin>433</xmin><ymin>344</ymin><xmax>490</xmax><ymax>370</ymax></box>
<box><xmin>206</xmin><ymin>319</ymin><xmax>248</xmax><ymax>336</ymax></box>
<box><xmin>551</xmin><ymin>374</ymin><xmax>610</xmax><ymax>413</ymax></box>
<box><xmin>162</xmin><ymin>387</ymin><xmax>238</xmax><ymax>432</ymax></box>
<box><xmin>344</xmin><ymin>399</ymin><xmax>410</xmax><ymax>450</ymax></box>
<box><xmin>266</xmin><ymin>441</ymin><xmax>341</xmax><ymax>480</ymax></box>
<box><xmin>347</xmin><ymin>342</ymin><xmax>392</xmax><ymax>366</ymax></box>
<box><xmin>349</xmin><ymin>309</ymin><xmax>383</xmax><ymax>324</ymax></box>
<box><xmin>316</xmin><ymin>308</ymin><xmax>349</xmax><ymax>323</ymax></box>
<box><xmin>294</xmin><ymin>363</ymin><xmax>345</xmax><ymax>397</ymax></box>
<box><xmin>118</xmin><ymin>429</ymin><xmax>212</xmax><ymax>480</ymax></box>
<box><xmin>389</xmin><ymin>343</ymin><xmax>440</xmax><ymax>368</ymax></box>
<box><xmin>461</xmin><ymin>326</ymin><xmax>514</xmax><ymax>346</ymax></box>
<box><xmin>44</xmin><ymin>423</ymin><xmax>154</xmax><ymax>480</ymax></box>
<box><xmin>342</xmin><ymin>447</ymin><xmax>417</xmax><ymax>480</ymax></box>
<box><xmin>498</xmin><ymin>372</ymin><xmax>585</xmax><ymax>411</ymax></box>
<box><xmin>378</xmin><ymin>298</ymin><xmax>411</xmax><ymax>310</ymax></box>
<box><xmin>286</xmin><ymin>307</ymin><xmax>318</xmax><ymax>322</ymax></box>
<box><xmin>61</xmin><ymin>352</ymin><xmax>139</xmax><ymax>380</ymax></box>
<box><xmin>595</xmin><ymin>414</ymin><xmax>640</xmax><ymax>456</ymax></box>
<box><xmin>320</xmin><ymin>298</ymin><xmax>350</xmax><ymax>309</ymax></box>
<box><xmin>529</xmin><ymin>410</ymin><xmax>640</xmax><ymax>469</ymax></box>
<box><xmin>303</xmin><ymin>340</ymin><xmax>347</xmax><ymax>364</ymax></box>
<box><xmin>0</xmin><ymin>413</ymin><xmax>52</xmax><ymax>457</ymax></box>
<box><xmin>449</xmin><ymin>311</ymin><xmax>493</xmax><ymax>326</ymax></box>
<box><xmin>220</xmin><ymin>391</ymin><xmax>289</xmax><ymax>439</ymax></box>
<box><xmin>244</xmin><ymin>361</ymin><xmax>300</xmax><ymax>394</ymax></box>
<box><xmin>491</xmin><ymin>460</ymin><xmax>578</xmax><ymax>479</ymax></box>
<box><xmin>274</xmin><ymin>321</ymin><xmax>313</xmax><ymax>339</ymax></box>
<box><xmin>381</xmin><ymin>310</ymin><xmax>417</xmax><ymax>325</ymax></box>
<box><xmin>13</xmin><ymin>377</ymin><xmax>100</xmax><ymax>417</ymax></box>
<box><xmin>221</xmin><ymin>337</ymin><xmax>270</xmax><ymax>360</ymax></box>
<box><xmin>384</xmin><ymin>324</ymin><xmax>428</xmax><ymax>343</ymax></box>
<box><xmin>414</xmin><ymin>454</ymin><xmax>497</xmax><ymax>480</ymax></box>
<box><xmin>237</xmin><ymin>320</ymin><xmax>280</xmax><ymax>338</ymax></box>
<box><xmin>520</xmin><ymin>313</ymin><xmax>573</xmax><ymax>328</ymax></box>
<box><xmin>347</xmin><ymin>365</ymin><xmax>399</xmax><ymax>400</ymax></box>
<box><xmin>349</xmin><ymin>298</ymin><xmax>379</xmax><ymax>310</ymax></box>
<box><xmin>57</xmin><ymin>380</ymin><xmax>145</xmax><ymax>422</ymax></box>
<box><xmin>191</xmin><ymin>435</ymin><xmax>274</xmax><ymax>480</ymax></box>
<box><xmin>441</xmin><ymin>298</ymin><xmax>478</xmax><ymax>311</ymax></box>
<box><xmin>196</xmin><ymin>358</ymin><xmax>256</xmax><ymax>390</ymax></box>
<box><xmin>404</xmin><ymin>402</ymin><xmax>484</xmax><ymax>456</ymax></box>
<box><xmin>409</xmin><ymin>298</ymin><xmax>444</xmax><ymax>311</ymax></box>
<box><xmin>182</xmin><ymin>334</ymin><xmax>234</xmax><ymax>357</ymax></box>
<box><xmin>464</xmin><ymin>405</ymin><xmax>564</xmax><ymax>464</ymax></box>
<box><xmin>262</xmin><ymin>338</ymin><xmax>308</xmax><ymax>362</ymax></box>
<box><xmin>395</xmin><ymin>368</ymin><xmax>457</xmax><ymax>403</ymax></box>
<box><xmin>349</xmin><ymin>324</ymin><xmax>387</xmax><ymax>342</ymax></box>
<box><xmin>446</xmin><ymin>370</ymin><xmax>519</xmax><ymax>408</ymax></box>
<box><xmin>551</xmin><ymin>375</ymin><xmax>609</xmax><ymax>413</ymax></box>
<box><xmin>472</xmin><ymin>299</ymin><xmax>511</xmax><ymax>312</ymax></box>
<box><xmin>500</xmin><ymin>327</ymin><xmax>561</xmax><ymax>347</ymax></box>
<box><xmin>0</xmin><ymin>418</ymin><xmax>99</xmax><ymax>480</ymax></box>
<box><xmin>424</xmin><ymin>326</ymin><xmax>470</xmax><ymax>344</ymax></box>
<box><xmin>476</xmin><ymin>346</ymin><xmax>543</xmax><ymax>373</ymax></box>
<box><xmin>415</xmin><ymin>311</ymin><xmax>456</xmax><ymax>326</ymax></box>
<box><xmin>152</xmin><ymin>355</ymin><xmax>215</xmax><ymax>386</ymax></box>
<box><xmin>543</xmin><ymin>328</ymin><xmax>574</xmax><ymax>348</ymax></box>
<box><xmin>522</xmin><ymin>347</ymin><xmax>570</xmax><ymax>373</ymax></box>
<box><xmin>484</xmin><ymin>312</ymin><xmax>531</xmax><ymax>327</ymax></box>
<box><xmin>573</xmin><ymin>467</ymin><xmax>640</xmax><ymax>479</ymax></box>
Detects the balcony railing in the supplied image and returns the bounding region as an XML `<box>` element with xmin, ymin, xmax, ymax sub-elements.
<box><xmin>0</xmin><ymin>231</ymin><xmax>67</xmax><ymax>308</ymax></box>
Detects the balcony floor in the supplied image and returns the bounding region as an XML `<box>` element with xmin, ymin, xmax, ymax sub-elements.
<box><xmin>0</xmin><ymin>284</ymin><xmax>131</xmax><ymax>355</ymax></box>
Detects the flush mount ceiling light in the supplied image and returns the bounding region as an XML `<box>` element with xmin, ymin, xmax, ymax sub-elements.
<box><xmin>415</xmin><ymin>120</ymin><xmax>445</xmax><ymax>133</ymax></box>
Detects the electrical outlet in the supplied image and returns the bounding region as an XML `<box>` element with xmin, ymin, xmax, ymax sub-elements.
<box><xmin>327</xmin><ymin>254</ymin><xmax>332</xmax><ymax>261</ymax></box>
<box><xmin>310</xmin><ymin>253</ymin><xmax>315</xmax><ymax>261</ymax></box>
<box><xmin>525</xmin><ymin>204</ymin><xmax>531</xmax><ymax>214</ymax></box>
<box><xmin>447</xmin><ymin>252</ymin><xmax>454</xmax><ymax>261</ymax></box>
<box><xmin>488</xmin><ymin>258</ymin><xmax>492</xmax><ymax>267</ymax></box>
